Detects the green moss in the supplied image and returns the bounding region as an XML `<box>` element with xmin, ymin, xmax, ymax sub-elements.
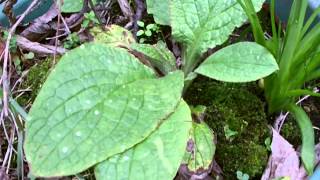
<box><xmin>281</xmin><ymin>116</ymin><xmax>301</xmax><ymax>147</ymax></box>
<box><xmin>184</xmin><ymin>77</ymin><xmax>269</xmax><ymax>179</ymax></box>
<box><xmin>18</xmin><ymin>58</ymin><xmax>54</xmax><ymax>106</ymax></box>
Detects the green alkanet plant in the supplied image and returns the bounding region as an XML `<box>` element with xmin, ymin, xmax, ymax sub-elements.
<box><xmin>24</xmin><ymin>0</ymin><xmax>278</xmax><ymax>179</ymax></box>
<box><xmin>238</xmin><ymin>0</ymin><xmax>320</xmax><ymax>174</ymax></box>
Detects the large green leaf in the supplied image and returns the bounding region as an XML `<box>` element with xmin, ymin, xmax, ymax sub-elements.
<box><xmin>131</xmin><ymin>41</ymin><xmax>177</xmax><ymax>74</ymax></box>
<box><xmin>95</xmin><ymin>100</ymin><xmax>192</xmax><ymax>180</ymax></box>
<box><xmin>288</xmin><ymin>104</ymin><xmax>315</xmax><ymax>175</ymax></box>
<box><xmin>182</xmin><ymin>122</ymin><xmax>215</xmax><ymax>172</ymax></box>
<box><xmin>61</xmin><ymin>0</ymin><xmax>100</xmax><ymax>13</ymax></box>
<box><xmin>146</xmin><ymin>0</ymin><xmax>170</xmax><ymax>25</ymax></box>
<box><xmin>171</xmin><ymin>0</ymin><xmax>264</xmax><ymax>55</ymax></box>
<box><xmin>24</xmin><ymin>43</ymin><xmax>184</xmax><ymax>177</ymax></box>
<box><xmin>195</xmin><ymin>42</ymin><xmax>279</xmax><ymax>82</ymax></box>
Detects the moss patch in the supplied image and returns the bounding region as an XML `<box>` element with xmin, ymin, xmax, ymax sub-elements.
<box><xmin>184</xmin><ymin>77</ymin><xmax>269</xmax><ymax>179</ymax></box>
<box><xmin>18</xmin><ymin>58</ymin><xmax>55</xmax><ymax>107</ymax></box>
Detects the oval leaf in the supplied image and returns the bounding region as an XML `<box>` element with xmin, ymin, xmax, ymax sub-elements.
<box><xmin>195</xmin><ymin>42</ymin><xmax>279</xmax><ymax>82</ymax></box>
<box><xmin>94</xmin><ymin>100</ymin><xmax>192</xmax><ymax>180</ymax></box>
<box><xmin>24</xmin><ymin>43</ymin><xmax>184</xmax><ymax>177</ymax></box>
<box><xmin>182</xmin><ymin>122</ymin><xmax>215</xmax><ymax>172</ymax></box>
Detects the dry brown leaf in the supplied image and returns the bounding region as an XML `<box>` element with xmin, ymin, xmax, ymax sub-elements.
<box><xmin>21</xmin><ymin>4</ymin><xmax>58</xmax><ymax>41</ymax></box>
<box><xmin>261</xmin><ymin>128</ymin><xmax>300</xmax><ymax>180</ymax></box>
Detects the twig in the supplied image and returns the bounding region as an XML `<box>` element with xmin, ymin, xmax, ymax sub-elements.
<box><xmin>1</xmin><ymin>0</ymin><xmax>40</xmax><ymax>117</ymax></box>
<box><xmin>53</xmin><ymin>0</ymin><xmax>62</xmax><ymax>65</ymax></box>
<box><xmin>132</xmin><ymin>0</ymin><xmax>145</xmax><ymax>34</ymax></box>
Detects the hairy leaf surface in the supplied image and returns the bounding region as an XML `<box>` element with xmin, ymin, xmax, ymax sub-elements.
<box><xmin>24</xmin><ymin>43</ymin><xmax>184</xmax><ymax>176</ymax></box>
<box><xmin>196</xmin><ymin>42</ymin><xmax>279</xmax><ymax>82</ymax></box>
<box><xmin>131</xmin><ymin>41</ymin><xmax>177</xmax><ymax>74</ymax></box>
<box><xmin>146</xmin><ymin>0</ymin><xmax>170</xmax><ymax>25</ymax></box>
<box><xmin>171</xmin><ymin>0</ymin><xmax>264</xmax><ymax>55</ymax></box>
<box><xmin>95</xmin><ymin>100</ymin><xmax>192</xmax><ymax>180</ymax></box>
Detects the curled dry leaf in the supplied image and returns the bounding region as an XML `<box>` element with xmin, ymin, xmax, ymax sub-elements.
<box><xmin>262</xmin><ymin>128</ymin><xmax>300</xmax><ymax>180</ymax></box>
<box><xmin>21</xmin><ymin>4</ymin><xmax>58</xmax><ymax>42</ymax></box>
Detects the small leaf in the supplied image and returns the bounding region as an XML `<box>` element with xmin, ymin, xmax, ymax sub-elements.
<box><xmin>24</xmin><ymin>43</ymin><xmax>185</xmax><ymax>177</ymax></box>
<box><xmin>137</xmin><ymin>30</ymin><xmax>145</xmax><ymax>37</ymax></box>
<box><xmin>24</xmin><ymin>52</ymin><xmax>35</xmax><ymax>60</ymax></box>
<box><xmin>195</xmin><ymin>42</ymin><xmax>279</xmax><ymax>82</ymax></box>
<box><xmin>94</xmin><ymin>100</ymin><xmax>192</xmax><ymax>180</ymax></box>
<box><xmin>146</xmin><ymin>24</ymin><xmax>155</xmax><ymax>30</ymax></box>
<box><xmin>145</xmin><ymin>30</ymin><xmax>152</xmax><ymax>37</ymax></box>
<box><xmin>137</xmin><ymin>21</ymin><xmax>145</xmax><ymax>27</ymax></box>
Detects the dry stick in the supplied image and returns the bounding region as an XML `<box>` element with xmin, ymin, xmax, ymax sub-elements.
<box><xmin>53</xmin><ymin>0</ymin><xmax>62</xmax><ymax>65</ymax></box>
<box><xmin>117</xmin><ymin>0</ymin><xmax>134</xmax><ymax>28</ymax></box>
<box><xmin>1</xmin><ymin>0</ymin><xmax>40</xmax><ymax>117</ymax></box>
<box><xmin>132</xmin><ymin>0</ymin><xmax>145</xmax><ymax>34</ymax></box>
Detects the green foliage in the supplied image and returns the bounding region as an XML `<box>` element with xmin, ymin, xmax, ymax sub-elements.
<box><xmin>24</xmin><ymin>44</ymin><xmax>185</xmax><ymax>176</ymax></box>
<box><xmin>237</xmin><ymin>171</ymin><xmax>250</xmax><ymax>180</ymax></box>
<box><xmin>18</xmin><ymin>58</ymin><xmax>53</xmax><ymax>106</ymax></box>
<box><xmin>63</xmin><ymin>33</ymin><xmax>81</xmax><ymax>49</ymax></box>
<box><xmin>182</xmin><ymin>122</ymin><xmax>215</xmax><ymax>172</ymax></box>
<box><xmin>61</xmin><ymin>0</ymin><xmax>100</xmax><ymax>13</ymax></box>
<box><xmin>195</xmin><ymin>42</ymin><xmax>279</xmax><ymax>82</ymax></box>
<box><xmin>146</xmin><ymin>0</ymin><xmax>170</xmax><ymax>25</ymax></box>
<box><xmin>184</xmin><ymin>78</ymin><xmax>269</xmax><ymax>178</ymax></box>
<box><xmin>95</xmin><ymin>101</ymin><xmax>192</xmax><ymax>180</ymax></box>
<box><xmin>239</xmin><ymin>0</ymin><xmax>320</xmax><ymax>173</ymax></box>
<box><xmin>24</xmin><ymin>0</ymin><xmax>279</xmax><ymax>179</ymax></box>
<box><xmin>136</xmin><ymin>21</ymin><xmax>160</xmax><ymax>43</ymax></box>
<box><xmin>131</xmin><ymin>41</ymin><xmax>176</xmax><ymax>74</ymax></box>
<box><xmin>3</xmin><ymin>31</ymin><xmax>17</xmax><ymax>53</ymax></box>
<box><xmin>82</xmin><ymin>11</ymin><xmax>100</xmax><ymax>28</ymax></box>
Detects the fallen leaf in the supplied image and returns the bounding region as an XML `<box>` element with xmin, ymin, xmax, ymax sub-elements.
<box><xmin>21</xmin><ymin>4</ymin><xmax>58</xmax><ymax>42</ymax></box>
<box><xmin>261</xmin><ymin>128</ymin><xmax>300</xmax><ymax>180</ymax></box>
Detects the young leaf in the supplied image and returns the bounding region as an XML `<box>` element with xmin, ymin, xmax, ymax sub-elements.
<box><xmin>137</xmin><ymin>21</ymin><xmax>145</xmax><ymax>27</ymax></box>
<box><xmin>137</xmin><ymin>30</ymin><xmax>145</xmax><ymax>37</ymax></box>
<box><xmin>94</xmin><ymin>100</ymin><xmax>192</xmax><ymax>180</ymax></box>
<box><xmin>24</xmin><ymin>43</ymin><xmax>184</xmax><ymax>177</ymax></box>
<box><xmin>182</xmin><ymin>122</ymin><xmax>215</xmax><ymax>172</ymax></box>
<box><xmin>195</xmin><ymin>42</ymin><xmax>279</xmax><ymax>82</ymax></box>
<box><xmin>146</xmin><ymin>0</ymin><xmax>170</xmax><ymax>25</ymax></box>
<box><xmin>131</xmin><ymin>41</ymin><xmax>177</xmax><ymax>74</ymax></box>
<box><xmin>287</xmin><ymin>104</ymin><xmax>315</xmax><ymax>175</ymax></box>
